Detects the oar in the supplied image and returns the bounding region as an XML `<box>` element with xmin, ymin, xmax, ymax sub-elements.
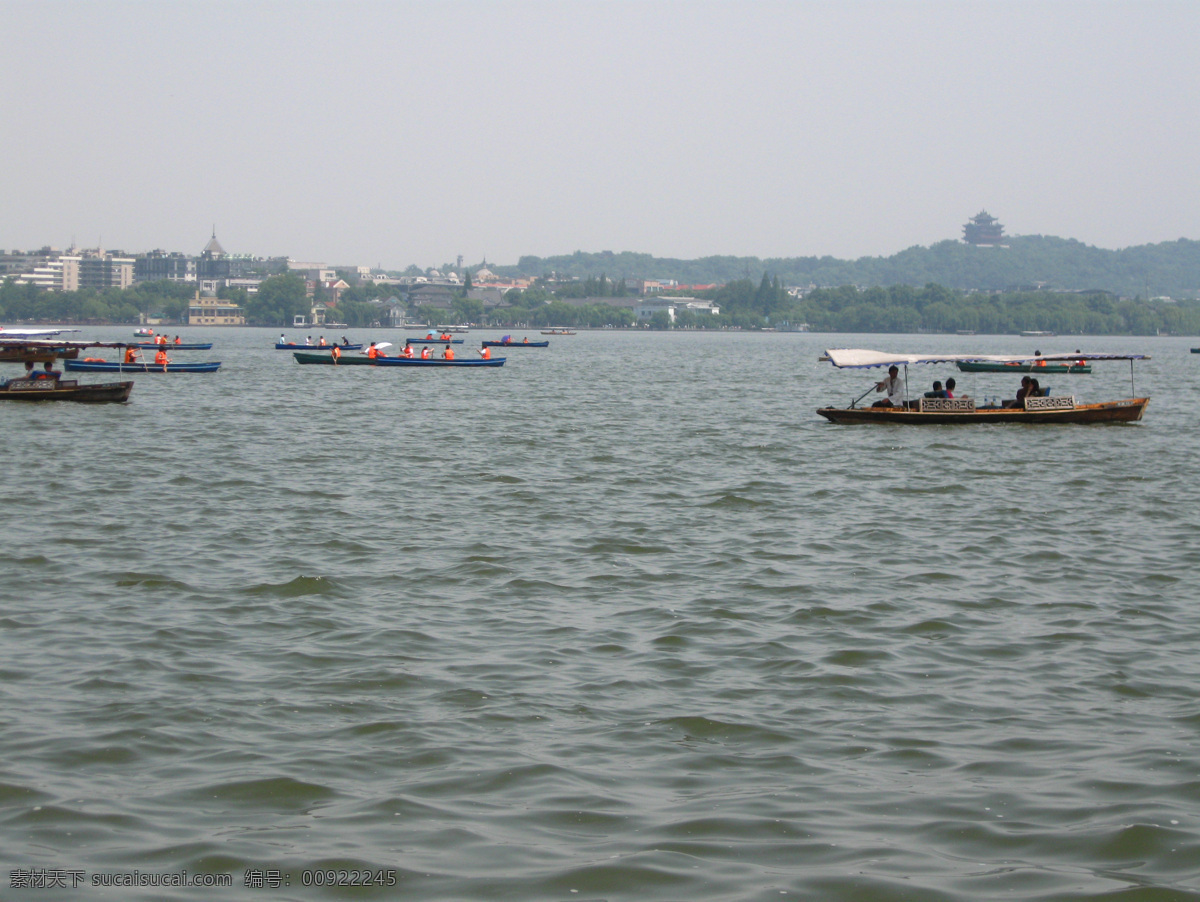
<box><xmin>849</xmin><ymin>384</ymin><xmax>876</xmax><ymax>409</ymax></box>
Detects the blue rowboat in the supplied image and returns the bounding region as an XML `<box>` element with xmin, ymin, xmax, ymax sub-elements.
<box><xmin>482</xmin><ymin>340</ymin><xmax>548</xmax><ymax>348</ymax></box>
<box><xmin>293</xmin><ymin>351</ymin><xmax>503</xmax><ymax>367</ymax></box>
<box><xmin>133</xmin><ymin>342</ymin><xmax>213</xmax><ymax>350</ymax></box>
<box><xmin>275</xmin><ymin>342</ymin><xmax>362</xmax><ymax>351</ymax></box>
<box><xmin>65</xmin><ymin>360</ymin><xmax>222</xmax><ymax>373</ymax></box>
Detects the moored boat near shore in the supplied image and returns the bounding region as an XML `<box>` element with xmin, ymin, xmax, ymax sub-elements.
<box><xmin>817</xmin><ymin>348</ymin><xmax>1149</xmax><ymax>425</ymax></box>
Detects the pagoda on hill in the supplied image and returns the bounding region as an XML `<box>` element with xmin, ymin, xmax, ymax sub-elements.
<box><xmin>962</xmin><ymin>210</ymin><xmax>1006</xmax><ymax>246</ymax></box>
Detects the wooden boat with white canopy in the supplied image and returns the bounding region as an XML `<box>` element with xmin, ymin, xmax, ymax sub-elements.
<box><xmin>0</xmin><ymin>338</ymin><xmax>135</xmax><ymax>402</ymax></box>
<box><xmin>817</xmin><ymin>349</ymin><xmax>1149</xmax><ymax>425</ymax></box>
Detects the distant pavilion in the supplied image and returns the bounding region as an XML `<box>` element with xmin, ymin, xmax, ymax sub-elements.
<box><xmin>962</xmin><ymin>210</ymin><xmax>1006</xmax><ymax>246</ymax></box>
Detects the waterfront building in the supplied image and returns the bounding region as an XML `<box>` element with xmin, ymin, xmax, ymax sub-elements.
<box><xmin>186</xmin><ymin>289</ymin><xmax>245</xmax><ymax>326</ymax></box>
<box><xmin>633</xmin><ymin>297</ymin><xmax>720</xmax><ymax>322</ymax></box>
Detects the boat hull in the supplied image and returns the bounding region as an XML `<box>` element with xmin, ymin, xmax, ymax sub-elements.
<box><xmin>65</xmin><ymin>360</ymin><xmax>221</xmax><ymax>373</ymax></box>
<box><xmin>955</xmin><ymin>361</ymin><xmax>1091</xmax><ymax>374</ymax></box>
<box><xmin>293</xmin><ymin>352</ymin><xmax>504</xmax><ymax>367</ymax></box>
<box><xmin>133</xmin><ymin>342</ymin><xmax>213</xmax><ymax>350</ymax></box>
<box><xmin>816</xmin><ymin>398</ymin><xmax>1149</xmax><ymax>425</ymax></box>
<box><xmin>275</xmin><ymin>343</ymin><xmax>362</xmax><ymax>351</ymax></box>
<box><xmin>482</xmin><ymin>340</ymin><xmax>549</xmax><ymax>348</ymax></box>
<box><xmin>0</xmin><ymin>378</ymin><xmax>133</xmax><ymax>402</ymax></box>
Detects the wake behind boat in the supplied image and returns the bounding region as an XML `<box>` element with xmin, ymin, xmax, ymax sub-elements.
<box><xmin>817</xmin><ymin>349</ymin><xmax>1149</xmax><ymax>425</ymax></box>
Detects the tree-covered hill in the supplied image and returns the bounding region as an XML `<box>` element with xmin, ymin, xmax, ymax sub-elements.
<box><xmin>497</xmin><ymin>236</ymin><xmax>1200</xmax><ymax>298</ymax></box>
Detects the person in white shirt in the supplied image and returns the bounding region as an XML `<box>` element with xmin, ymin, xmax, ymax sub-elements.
<box><xmin>872</xmin><ymin>365</ymin><xmax>905</xmax><ymax>408</ymax></box>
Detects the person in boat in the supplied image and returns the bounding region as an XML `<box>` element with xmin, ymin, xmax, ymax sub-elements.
<box><xmin>124</xmin><ymin>346</ymin><xmax>141</xmax><ymax>364</ymax></box>
<box><xmin>330</xmin><ymin>344</ymin><xmax>341</xmax><ymax>364</ymax></box>
<box><xmin>280</xmin><ymin>333</ymin><xmax>286</xmax><ymax>344</ymax></box>
<box><xmin>366</xmin><ymin>341</ymin><xmax>379</xmax><ymax>359</ymax></box>
<box><xmin>402</xmin><ymin>341</ymin><xmax>414</xmax><ymax>359</ymax></box>
<box><xmin>420</xmin><ymin>346</ymin><xmax>431</xmax><ymax>360</ymax></box>
<box><xmin>944</xmin><ymin>377</ymin><xmax>959</xmax><ymax>399</ymax></box>
<box><xmin>522</xmin><ymin>336</ymin><xmax>529</xmax><ymax>344</ymax></box>
<box><xmin>154</xmin><ymin>347</ymin><xmax>171</xmax><ymax>367</ymax></box>
<box><xmin>1029</xmin><ymin>377</ymin><xmax>1043</xmax><ymax>398</ymax></box>
<box><xmin>924</xmin><ymin>380</ymin><xmax>946</xmax><ymax>399</ymax></box>
<box><xmin>442</xmin><ymin>343</ymin><xmax>455</xmax><ymax>360</ymax></box>
<box><xmin>1075</xmin><ymin>349</ymin><xmax>1087</xmax><ymax>367</ymax></box>
<box><xmin>872</xmin><ymin>366</ymin><xmax>904</xmax><ymax>408</ymax></box>
<box><xmin>1033</xmin><ymin>350</ymin><xmax>1046</xmax><ymax>367</ymax></box>
<box><xmin>173</xmin><ymin>335</ymin><xmax>182</xmax><ymax>345</ymax></box>
<box><xmin>19</xmin><ymin>360</ymin><xmax>36</xmax><ymax>380</ymax></box>
<box><xmin>426</xmin><ymin>330</ymin><xmax>436</xmax><ymax>339</ymax></box>
<box><xmin>1004</xmin><ymin>376</ymin><xmax>1033</xmax><ymax>408</ymax></box>
<box><xmin>479</xmin><ymin>343</ymin><xmax>491</xmax><ymax>360</ymax></box>
<box><xmin>318</xmin><ymin>336</ymin><xmax>327</xmax><ymax>346</ymax></box>
<box><xmin>305</xmin><ymin>335</ymin><xmax>313</xmax><ymax>346</ymax></box>
<box><xmin>341</xmin><ymin>336</ymin><xmax>350</xmax><ymax>346</ymax></box>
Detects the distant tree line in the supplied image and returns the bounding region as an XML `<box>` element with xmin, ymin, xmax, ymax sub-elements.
<box><xmin>6</xmin><ymin>272</ymin><xmax>1200</xmax><ymax>335</ymax></box>
<box><xmin>500</xmin><ymin>236</ymin><xmax>1200</xmax><ymax>299</ymax></box>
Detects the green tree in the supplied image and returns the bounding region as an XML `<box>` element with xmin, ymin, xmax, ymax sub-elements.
<box><xmin>247</xmin><ymin>273</ymin><xmax>308</xmax><ymax>326</ymax></box>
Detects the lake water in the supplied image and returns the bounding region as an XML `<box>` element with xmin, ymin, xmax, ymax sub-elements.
<box><xmin>2</xmin><ymin>327</ymin><xmax>1198</xmax><ymax>901</ymax></box>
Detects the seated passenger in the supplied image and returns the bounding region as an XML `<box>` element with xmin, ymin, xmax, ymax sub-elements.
<box><xmin>924</xmin><ymin>380</ymin><xmax>946</xmax><ymax>399</ymax></box>
<box><xmin>1003</xmin><ymin>376</ymin><xmax>1032</xmax><ymax>408</ymax></box>
<box><xmin>944</xmin><ymin>377</ymin><xmax>960</xmax><ymax>399</ymax></box>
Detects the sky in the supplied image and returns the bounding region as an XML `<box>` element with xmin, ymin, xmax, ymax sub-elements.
<box><xmin>2</xmin><ymin>0</ymin><xmax>1198</xmax><ymax>271</ymax></box>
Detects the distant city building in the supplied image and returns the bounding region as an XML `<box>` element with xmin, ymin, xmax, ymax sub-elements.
<box><xmin>8</xmin><ymin>247</ymin><xmax>131</xmax><ymax>291</ymax></box>
<box><xmin>136</xmin><ymin>250</ymin><xmax>197</xmax><ymax>282</ymax></box>
<box><xmin>963</xmin><ymin>210</ymin><xmax>1006</xmax><ymax>246</ymax></box>
<box><xmin>79</xmin><ymin>253</ymin><xmax>134</xmax><ymax>290</ymax></box>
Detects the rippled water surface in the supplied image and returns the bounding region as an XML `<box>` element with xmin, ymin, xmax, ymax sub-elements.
<box><xmin>2</xmin><ymin>328</ymin><xmax>1199</xmax><ymax>901</ymax></box>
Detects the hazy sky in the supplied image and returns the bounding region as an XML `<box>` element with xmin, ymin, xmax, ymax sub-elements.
<box><xmin>3</xmin><ymin>0</ymin><xmax>1197</xmax><ymax>270</ymax></box>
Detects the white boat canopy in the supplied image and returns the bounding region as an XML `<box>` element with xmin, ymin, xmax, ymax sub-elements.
<box><xmin>0</xmin><ymin>327</ymin><xmax>79</xmax><ymax>337</ymax></box>
<box><xmin>824</xmin><ymin>349</ymin><xmax>1150</xmax><ymax>369</ymax></box>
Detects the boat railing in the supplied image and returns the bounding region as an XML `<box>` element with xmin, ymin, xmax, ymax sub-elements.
<box><xmin>917</xmin><ymin>397</ymin><xmax>976</xmax><ymax>413</ymax></box>
<box><xmin>1024</xmin><ymin>395</ymin><xmax>1076</xmax><ymax>411</ymax></box>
